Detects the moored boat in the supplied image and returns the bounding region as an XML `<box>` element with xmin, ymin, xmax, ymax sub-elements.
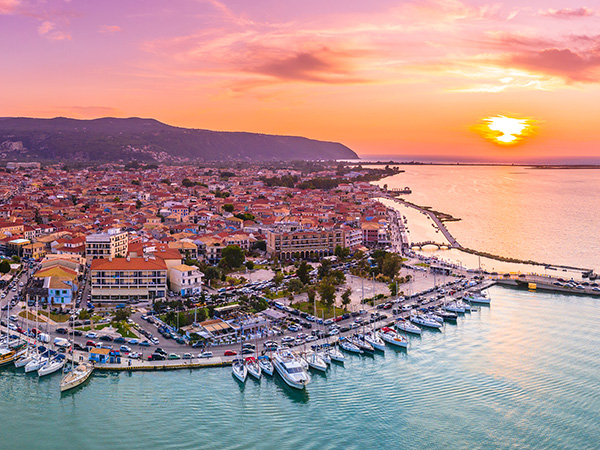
<box><xmin>395</xmin><ymin>319</ymin><xmax>422</xmax><ymax>335</ymax></box>
<box><xmin>38</xmin><ymin>354</ymin><xmax>66</xmax><ymax>377</ymax></box>
<box><xmin>410</xmin><ymin>314</ymin><xmax>442</xmax><ymax>329</ymax></box>
<box><xmin>363</xmin><ymin>332</ymin><xmax>386</xmax><ymax>351</ymax></box>
<box><xmin>338</xmin><ymin>337</ymin><xmax>363</xmax><ymax>354</ymax></box>
<box><xmin>379</xmin><ymin>327</ymin><xmax>408</xmax><ymax>348</ymax></box>
<box><xmin>272</xmin><ymin>350</ymin><xmax>311</xmax><ymax>390</ymax></box>
<box><xmin>232</xmin><ymin>358</ymin><xmax>247</xmax><ymax>383</ymax></box>
<box><xmin>305</xmin><ymin>351</ymin><xmax>328</xmax><ymax>372</ymax></box>
<box><xmin>0</xmin><ymin>347</ymin><xmax>16</xmax><ymax>367</ymax></box>
<box><xmin>257</xmin><ymin>355</ymin><xmax>274</xmax><ymax>376</ymax></box>
<box><xmin>60</xmin><ymin>362</ymin><xmax>94</xmax><ymax>392</ymax></box>
<box><xmin>245</xmin><ymin>356</ymin><xmax>262</xmax><ymax>380</ymax></box>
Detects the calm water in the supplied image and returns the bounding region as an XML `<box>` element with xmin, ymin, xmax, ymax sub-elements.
<box><xmin>375</xmin><ymin>166</ymin><xmax>600</xmax><ymax>272</ymax></box>
<box><xmin>2</xmin><ymin>286</ymin><xmax>599</xmax><ymax>449</ymax></box>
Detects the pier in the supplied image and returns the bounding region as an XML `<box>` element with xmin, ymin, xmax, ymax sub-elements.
<box><xmin>387</xmin><ymin>197</ymin><xmax>462</xmax><ymax>249</ymax></box>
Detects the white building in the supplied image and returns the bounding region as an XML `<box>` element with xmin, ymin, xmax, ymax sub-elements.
<box><xmin>169</xmin><ymin>264</ymin><xmax>204</xmax><ymax>296</ymax></box>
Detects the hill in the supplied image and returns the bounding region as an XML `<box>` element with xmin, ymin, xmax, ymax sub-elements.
<box><xmin>0</xmin><ymin>117</ymin><xmax>358</xmax><ymax>163</ymax></box>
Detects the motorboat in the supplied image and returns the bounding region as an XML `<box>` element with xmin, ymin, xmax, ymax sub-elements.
<box><xmin>379</xmin><ymin>327</ymin><xmax>408</xmax><ymax>348</ymax></box>
<box><xmin>305</xmin><ymin>351</ymin><xmax>328</xmax><ymax>372</ymax></box>
<box><xmin>60</xmin><ymin>363</ymin><xmax>94</xmax><ymax>392</ymax></box>
<box><xmin>410</xmin><ymin>314</ymin><xmax>442</xmax><ymax>329</ymax></box>
<box><xmin>38</xmin><ymin>354</ymin><xmax>66</xmax><ymax>377</ymax></box>
<box><xmin>363</xmin><ymin>332</ymin><xmax>386</xmax><ymax>351</ymax></box>
<box><xmin>257</xmin><ymin>355</ymin><xmax>274</xmax><ymax>376</ymax></box>
<box><xmin>338</xmin><ymin>338</ymin><xmax>363</xmax><ymax>354</ymax></box>
<box><xmin>395</xmin><ymin>319</ymin><xmax>422</xmax><ymax>335</ymax></box>
<box><xmin>232</xmin><ymin>358</ymin><xmax>247</xmax><ymax>383</ymax></box>
<box><xmin>245</xmin><ymin>356</ymin><xmax>262</xmax><ymax>380</ymax></box>
<box><xmin>272</xmin><ymin>350</ymin><xmax>311</xmax><ymax>390</ymax></box>
<box><xmin>293</xmin><ymin>352</ymin><xmax>310</xmax><ymax>371</ymax></box>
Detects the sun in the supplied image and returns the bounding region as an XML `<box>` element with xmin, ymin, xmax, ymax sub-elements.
<box><xmin>472</xmin><ymin>115</ymin><xmax>537</xmax><ymax>146</ymax></box>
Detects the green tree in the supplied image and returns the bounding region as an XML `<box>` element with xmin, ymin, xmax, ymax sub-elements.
<box><xmin>221</xmin><ymin>245</ymin><xmax>245</xmax><ymax>268</ymax></box>
<box><xmin>318</xmin><ymin>278</ymin><xmax>336</xmax><ymax>312</ymax></box>
<box><xmin>245</xmin><ymin>261</ymin><xmax>255</xmax><ymax>270</ymax></box>
<box><xmin>287</xmin><ymin>278</ymin><xmax>303</xmax><ymax>294</ymax></box>
<box><xmin>11</xmin><ymin>255</ymin><xmax>20</xmax><ymax>263</ymax></box>
<box><xmin>202</xmin><ymin>266</ymin><xmax>220</xmax><ymax>283</ymax></box>
<box><xmin>114</xmin><ymin>307</ymin><xmax>131</xmax><ymax>322</ymax></box>
<box><xmin>341</xmin><ymin>288</ymin><xmax>352</xmax><ymax>310</ymax></box>
<box><xmin>207</xmin><ymin>305</ymin><xmax>215</xmax><ymax>319</ymax></box>
<box><xmin>318</xmin><ymin>259</ymin><xmax>332</xmax><ymax>279</ymax></box>
<box><xmin>0</xmin><ymin>260</ymin><xmax>10</xmax><ymax>274</ymax></box>
<box><xmin>135</xmin><ymin>199</ymin><xmax>142</xmax><ymax>209</ymax></box>
<box><xmin>296</xmin><ymin>260</ymin><xmax>310</xmax><ymax>284</ymax></box>
<box><xmin>334</xmin><ymin>245</ymin><xmax>350</xmax><ymax>260</ymax></box>
<box><xmin>222</xmin><ymin>203</ymin><xmax>234</xmax><ymax>213</ymax></box>
<box><xmin>388</xmin><ymin>282</ymin><xmax>398</xmax><ymax>297</ymax></box>
<box><xmin>381</xmin><ymin>253</ymin><xmax>402</xmax><ymax>279</ymax></box>
<box><xmin>307</xmin><ymin>287</ymin><xmax>316</xmax><ymax>304</ymax></box>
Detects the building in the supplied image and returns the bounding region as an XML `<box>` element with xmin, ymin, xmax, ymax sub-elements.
<box><xmin>169</xmin><ymin>264</ymin><xmax>204</xmax><ymax>296</ymax></box>
<box><xmin>90</xmin><ymin>257</ymin><xmax>167</xmax><ymax>302</ymax></box>
<box><xmin>85</xmin><ymin>228</ymin><xmax>128</xmax><ymax>261</ymax></box>
<box><xmin>342</xmin><ymin>227</ymin><xmax>363</xmax><ymax>250</ymax></box>
<box><xmin>266</xmin><ymin>228</ymin><xmax>344</xmax><ymax>260</ymax></box>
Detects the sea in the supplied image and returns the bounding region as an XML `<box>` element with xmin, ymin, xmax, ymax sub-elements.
<box><xmin>1</xmin><ymin>166</ymin><xmax>599</xmax><ymax>449</ymax></box>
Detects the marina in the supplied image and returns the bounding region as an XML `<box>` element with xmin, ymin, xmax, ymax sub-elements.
<box><xmin>2</xmin><ymin>286</ymin><xmax>599</xmax><ymax>450</ymax></box>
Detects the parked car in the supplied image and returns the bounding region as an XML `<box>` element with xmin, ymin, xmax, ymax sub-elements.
<box><xmin>199</xmin><ymin>351</ymin><xmax>213</xmax><ymax>358</ymax></box>
<box><xmin>139</xmin><ymin>341</ymin><xmax>150</xmax><ymax>347</ymax></box>
<box><xmin>85</xmin><ymin>332</ymin><xmax>97</xmax><ymax>339</ymax></box>
<box><xmin>168</xmin><ymin>353</ymin><xmax>181</xmax><ymax>360</ymax></box>
<box><xmin>223</xmin><ymin>350</ymin><xmax>237</xmax><ymax>356</ymax></box>
<box><xmin>99</xmin><ymin>335</ymin><xmax>113</xmax><ymax>342</ymax></box>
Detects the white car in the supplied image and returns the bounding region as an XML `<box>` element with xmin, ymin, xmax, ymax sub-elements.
<box><xmin>129</xmin><ymin>352</ymin><xmax>141</xmax><ymax>359</ymax></box>
<box><xmin>85</xmin><ymin>332</ymin><xmax>97</xmax><ymax>338</ymax></box>
<box><xmin>199</xmin><ymin>351</ymin><xmax>213</xmax><ymax>358</ymax></box>
<box><xmin>128</xmin><ymin>338</ymin><xmax>139</xmax><ymax>345</ymax></box>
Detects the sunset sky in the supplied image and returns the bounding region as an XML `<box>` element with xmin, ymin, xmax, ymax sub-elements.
<box><xmin>1</xmin><ymin>0</ymin><xmax>600</xmax><ymax>161</ymax></box>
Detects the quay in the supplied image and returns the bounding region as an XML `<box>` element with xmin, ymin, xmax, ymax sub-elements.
<box><xmin>94</xmin><ymin>356</ymin><xmax>233</xmax><ymax>372</ymax></box>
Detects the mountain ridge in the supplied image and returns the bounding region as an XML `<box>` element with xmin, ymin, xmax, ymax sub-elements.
<box><xmin>0</xmin><ymin>116</ymin><xmax>358</xmax><ymax>163</ymax></box>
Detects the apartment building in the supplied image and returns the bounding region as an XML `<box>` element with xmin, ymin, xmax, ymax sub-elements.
<box><xmin>266</xmin><ymin>228</ymin><xmax>344</xmax><ymax>260</ymax></box>
<box><xmin>90</xmin><ymin>257</ymin><xmax>167</xmax><ymax>302</ymax></box>
<box><xmin>169</xmin><ymin>264</ymin><xmax>204</xmax><ymax>296</ymax></box>
<box><xmin>85</xmin><ymin>228</ymin><xmax>128</xmax><ymax>261</ymax></box>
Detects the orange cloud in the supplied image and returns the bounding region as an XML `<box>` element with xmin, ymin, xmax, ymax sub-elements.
<box><xmin>38</xmin><ymin>20</ymin><xmax>71</xmax><ymax>40</ymax></box>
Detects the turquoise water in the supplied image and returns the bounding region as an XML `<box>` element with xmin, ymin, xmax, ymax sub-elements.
<box><xmin>2</xmin><ymin>286</ymin><xmax>599</xmax><ymax>449</ymax></box>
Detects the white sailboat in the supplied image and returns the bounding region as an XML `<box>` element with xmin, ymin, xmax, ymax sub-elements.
<box><xmin>379</xmin><ymin>327</ymin><xmax>408</xmax><ymax>348</ymax></box>
<box><xmin>245</xmin><ymin>356</ymin><xmax>262</xmax><ymax>379</ymax></box>
<box><xmin>232</xmin><ymin>358</ymin><xmax>247</xmax><ymax>382</ymax></box>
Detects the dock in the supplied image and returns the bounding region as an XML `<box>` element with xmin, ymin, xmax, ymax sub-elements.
<box><xmin>94</xmin><ymin>356</ymin><xmax>234</xmax><ymax>372</ymax></box>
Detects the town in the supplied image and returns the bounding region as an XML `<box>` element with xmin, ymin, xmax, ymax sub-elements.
<box><xmin>0</xmin><ymin>160</ymin><xmax>540</xmax><ymax>390</ymax></box>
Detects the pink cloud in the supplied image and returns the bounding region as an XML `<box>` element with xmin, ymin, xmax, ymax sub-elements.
<box><xmin>540</xmin><ymin>7</ymin><xmax>595</xmax><ymax>19</ymax></box>
<box><xmin>100</xmin><ymin>24</ymin><xmax>121</xmax><ymax>34</ymax></box>
<box><xmin>0</xmin><ymin>0</ymin><xmax>19</xmax><ymax>15</ymax></box>
<box><xmin>38</xmin><ymin>20</ymin><xmax>71</xmax><ymax>40</ymax></box>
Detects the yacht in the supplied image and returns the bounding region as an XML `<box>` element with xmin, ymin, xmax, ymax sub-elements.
<box><xmin>14</xmin><ymin>350</ymin><xmax>34</xmax><ymax>368</ymax></box>
<box><xmin>445</xmin><ymin>302</ymin><xmax>465</xmax><ymax>314</ymax></box>
<box><xmin>272</xmin><ymin>350</ymin><xmax>311</xmax><ymax>390</ymax></box>
<box><xmin>245</xmin><ymin>356</ymin><xmax>261</xmax><ymax>379</ymax></box>
<box><xmin>25</xmin><ymin>353</ymin><xmax>49</xmax><ymax>373</ymax></box>
<box><xmin>305</xmin><ymin>351</ymin><xmax>328</xmax><ymax>372</ymax></box>
<box><xmin>395</xmin><ymin>319</ymin><xmax>422</xmax><ymax>335</ymax></box>
<box><xmin>363</xmin><ymin>332</ymin><xmax>386</xmax><ymax>351</ymax></box>
<box><xmin>60</xmin><ymin>362</ymin><xmax>94</xmax><ymax>392</ymax></box>
<box><xmin>464</xmin><ymin>292</ymin><xmax>491</xmax><ymax>305</ymax></box>
<box><xmin>410</xmin><ymin>314</ymin><xmax>442</xmax><ymax>329</ymax></box>
<box><xmin>425</xmin><ymin>312</ymin><xmax>444</xmax><ymax>323</ymax></box>
<box><xmin>257</xmin><ymin>356</ymin><xmax>274</xmax><ymax>376</ymax></box>
<box><xmin>379</xmin><ymin>327</ymin><xmax>408</xmax><ymax>348</ymax></box>
<box><xmin>338</xmin><ymin>338</ymin><xmax>363</xmax><ymax>354</ymax></box>
<box><xmin>38</xmin><ymin>354</ymin><xmax>66</xmax><ymax>377</ymax></box>
<box><xmin>324</xmin><ymin>345</ymin><xmax>345</xmax><ymax>363</ymax></box>
<box><xmin>0</xmin><ymin>347</ymin><xmax>16</xmax><ymax>367</ymax></box>
<box><xmin>232</xmin><ymin>358</ymin><xmax>247</xmax><ymax>383</ymax></box>
<box><xmin>435</xmin><ymin>309</ymin><xmax>458</xmax><ymax>322</ymax></box>
<box><xmin>457</xmin><ymin>300</ymin><xmax>472</xmax><ymax>312</ymax></box>
<box><xmin>349</xmin><ymin>336</ymin><xmax>374</xmax><ymax>354</ymax></box>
